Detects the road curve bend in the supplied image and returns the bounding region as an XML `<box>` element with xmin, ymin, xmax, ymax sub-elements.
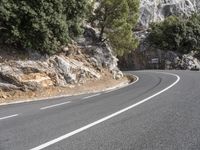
<box><xmin>0</xmin><ymin>70</ymin><xmax>200</xmax><ymax>150</ymax></box>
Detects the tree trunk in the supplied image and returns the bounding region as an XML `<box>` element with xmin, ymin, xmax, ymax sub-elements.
<box><xmin>99</xmin><ymin>25</ymin><xmax>105</xmax><ymax>41</ymax></box>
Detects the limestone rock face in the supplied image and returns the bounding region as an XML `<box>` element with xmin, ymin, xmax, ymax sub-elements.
<box><xmin>77</xmin><ymin>25</ymin><xmax>123</xmax><ymax>79</ymax></box>
<box><xmin>0</xmin><ymin>54</ymin><xmax>101</xmax><ymax>91</ymax></box>
<box><xmin>0</xmin><ymin>63</ymin><xmax>53</xmax><ymax>91</ymax></box>
<box><xmin>120</xmin><ymin>0</ymin><xmax>200</xmax><ymax>70</ymax></box>
<box><xmin>139</xmin><ymin>0</ymin><xmax>200</xmax><ymax>29</ymax></box>
<box><xmin>0</xmin><ymin>26</ymin><xmax>122</xmax><ymax>92</ymax></box>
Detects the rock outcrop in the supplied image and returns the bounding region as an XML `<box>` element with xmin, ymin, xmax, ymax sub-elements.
<box><xmin>77</xmin><ymin>25</ymin><xmax>123</xmax><ymax>79</ymax></box>
<box><xmin>139</xmin><ymin>0</ymin><xmax>200</xmax><ymax>29</ymax></box>
<box><xmin>0</xmin><ymin>55</ymin><xmax>100</xmax><ymax>91</ymax></box>
<box><xmin>165</xmin><ymin>51</ymin><xmax>200</xmax><ymax>70</ymax></box>
<box><xmin>0</xmin><ymin>26</ymin><xmax>123</xmax><ymax>92</ymax></box>
<box><xmin>119</xmin><ymin>0</ymin><xmax>200</xmax><ymax>70</ymax></box>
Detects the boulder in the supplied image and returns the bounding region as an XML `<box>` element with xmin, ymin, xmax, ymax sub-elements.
<box><xmin>180</xmin><ymin>53</ymin><xmax>200</xmax><ymax>70</ymax></box>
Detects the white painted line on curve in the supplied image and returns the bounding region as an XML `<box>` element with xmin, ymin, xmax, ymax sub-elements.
<box><xmin>0</xmin><ymin>114</ymin><xmax>19</xmax><ymax>120</ymax></box>
<box><xmin>82</xmin><ymin>93</ymin><xmax>101</xmax><ymax>100</ymax></box>
<box><xmin>30</xmin><ymin>72</ymin><xmax>180</xmax><ymax>150</ymax></box>
<box><xmin>104</xmin><ymin>90</ymin><xmax>115</xmax><ymax>94</ymax></box>
<box><xmin>104</xmin><ymin>75</ymin><xmax>139</xmax><ymax>94</ymax></box>
<box><xmin>40</xmin><ymin>101</ymin><xmax>71</xmax><ymax>110</ymax></box>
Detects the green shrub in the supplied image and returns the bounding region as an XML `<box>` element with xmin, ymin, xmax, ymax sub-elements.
<box><xmin>0</xmin><ymin>0</ymin><xmax>89</xmax><ymax>54</ymax></box>
<box><xmin>149</xmin><ymin>14</ymin><xmax>200</xmax><ymax>54</ymax></box>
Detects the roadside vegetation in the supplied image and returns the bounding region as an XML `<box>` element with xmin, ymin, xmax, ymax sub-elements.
<box><xmin>0</xmin><ymin>0</ymin><xmax>139</xmax><ymax>56</ymax></box>
<box><xmin>0</xmin><ymin>0</ymin><xmax>90</xmax><ymax>54</ymax></box>
<box><xmin>90</xmin><ymin>0</ymin><xmax>140</xmax><ymax>56</ymax></box>
<box><xmin>149</xmin><ymin>14</ymin><xmax>200</xmax><ymax>54</ymax></box>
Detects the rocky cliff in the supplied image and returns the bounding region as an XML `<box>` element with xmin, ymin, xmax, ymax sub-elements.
<box><xmin>119</xmin><ymin>0</ymin><xmax>200</xmax><ymax>70</ymax></box>
<box><xmin>139</xmin><ymin>0</ymin><xmax>200</xmax><ymax>29</ymax></box>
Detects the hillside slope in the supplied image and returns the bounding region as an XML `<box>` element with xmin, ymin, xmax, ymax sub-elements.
<box><xmin>0</xmin><ymin>26</ymin><xmax>125</xmax><ymax>101</ymax></box>
<box><xmin>119</xmin><ymin>0</ymin><xmax>200</xmax><ymax>70</ymax></box>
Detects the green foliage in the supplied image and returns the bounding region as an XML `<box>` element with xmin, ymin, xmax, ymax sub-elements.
<box><xmin>91</xmin><ymin>0</ymin><xmax>139</xmax><ymax>56</ymax></box>
<box><xmin>0</xmin><ymin>0</ymin><xmax>89</xmax><ymax>54</ymax></box>
<box><xmin>149</xmin><ymin>14</ymin><xmax>200</xmax><ymax>54</ymax></box>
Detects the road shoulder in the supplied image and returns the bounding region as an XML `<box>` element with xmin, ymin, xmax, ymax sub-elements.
<box><xmin>0</xmin><ymin>74</ymin><xmax>137</xmax><ymax>106</ymax></box>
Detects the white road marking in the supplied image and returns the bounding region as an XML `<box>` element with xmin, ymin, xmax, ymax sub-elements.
<box><xmin>0</xmin><ymin>114</ymin><xmax>19</xmax><ymax>120</ymax></box>
<box><xmin>82</xmin><ymin>93</ymin><xmax>101</xmax><ymax>100</ymax></box>
<box><xmin>104</xmin><ymin>90</ymin><xmax>115</xmax><ymax>94</ymax></box>
<box><xmin>104</xmin><ymin>76</ymin><xmax>139</xmax><ymax>94</ymax></box>
<box><xmin>40</xmin><ymin>101</ymin><xmax>71</xmax><ymax>110</ymax></box>
<box><xmin>30</xmin><ymin>72</ymin><xmax>180</xmax><ymax>150</ymax></box>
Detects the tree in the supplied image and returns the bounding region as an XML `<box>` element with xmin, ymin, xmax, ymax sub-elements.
<box><xmin>0</xmin><ymin>0</ymin><xmax>90</xmax><ymax>54</ymax></box>
<box><xmin>91</xmin><ymin>0</ymin><xmax>139</xmax><ymax>56</ymax></box>
<box><xmin>149</xmin><ymin>14</ymin><xmax>200</xmax><ymax>54</ymax></box>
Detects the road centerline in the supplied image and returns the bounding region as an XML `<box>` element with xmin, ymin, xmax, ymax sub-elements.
<box><xmin>30</xmin><ymin>72</ymin><xmax>180</xmax><ymax>150</ymax></box>
<box><xmin>0</xmin><ymin>114</ymin><xmax>19</xmax><ymax>121</ymax></box>
<box><xmin>82</xmin><ymin>93</ymin><xmax>101</xmax><ymax>100</ymax></box>
<box><xmin>40</xmin><ymin>101</ymin><xmax>71</xmax><ymax>110</ymax></box>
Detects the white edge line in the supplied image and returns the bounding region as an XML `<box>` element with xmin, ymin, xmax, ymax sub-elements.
<box><xmin>40</xmin><ymin>101</ymin><xmax>71</xmax><ymax>110</ymax></box>
<box><xmin>104</xmin><ymin>75</ymin><xmax>139</xmax><ymax>94</ymax></box>
<box><xmin>0</xmin><ymin>114</ymin><xmax>19</xmax><ymax>120</ymax></box>
<box><xmin>82</xmin><ymin>93</ymin><xmax>101</xmax><ymax>100</ymax></box>
<box><xmin>30</xmin><ymin>72</ymin><xmax>180</xmax><ymax>150</ymax></box>
<box><xmin>104</xmin><ymin>89</ymin><xmax>115</xmax><ymax>94</ymax></box>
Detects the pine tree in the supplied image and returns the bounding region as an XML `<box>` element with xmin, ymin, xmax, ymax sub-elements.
<box><xmin>91</xmin><ymin>0</ymin><xmax>140</xmax><ymax>56</ymax></box>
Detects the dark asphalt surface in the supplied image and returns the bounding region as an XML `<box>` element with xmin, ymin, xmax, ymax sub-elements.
<box><xmin>0</xmin><ymin>70</ymin><xmax>200</xmax><ymax>150</ymax></box>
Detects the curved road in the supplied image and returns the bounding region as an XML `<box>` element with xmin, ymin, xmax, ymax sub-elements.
<box><xmin>0</xmin><ymin>70</ymin><xmax>200</xmax><ymax>150</ymax></box>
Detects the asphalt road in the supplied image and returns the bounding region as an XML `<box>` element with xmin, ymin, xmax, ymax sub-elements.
<box><xmin>0</xmin><ymin>70</ymin><xmax>200</xmax><ymax>150</ymax></box>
